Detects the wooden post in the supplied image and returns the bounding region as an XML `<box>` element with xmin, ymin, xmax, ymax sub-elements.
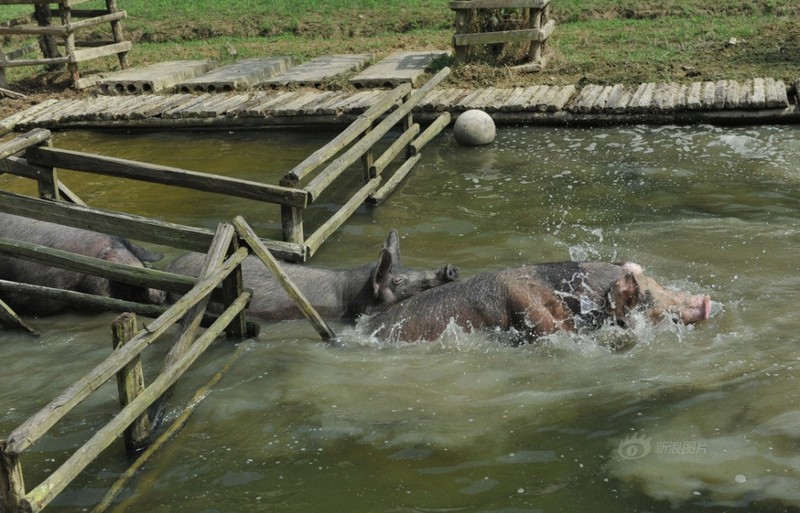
<box><xmin>33</xmin><ymin>139</ymin><xmax>61</xmax><ymax>202</ymax></box>
<box><xmin>105</xmin><ymin>0</ymin><xmax>129</xmax><ymax>69</ymax></box>
<box><xmin>33</xmin><ymin>3</ymin><xmax>62</xmax><ymax>70</ymax></box>
<box><xmin>221</xmin><ymin>237</ymin><xmax>247</xmax><ymax>339</ymax></box>
<box><xmin>360</xmin><ymin>123</ymin><xmax>374</xmax><ymax>180</ymax></box>
<box><xmin>57</xmin><ymin>2</ymin><xmax>79</xmax><ymax>83</ymax></box>
<box><xmin>279</xmin><ymin>176</ymin><xmax>304</xmax><ymax>246</ymax></box>
<box><xmin>453</xmin><ymin>4</ymin><xmax>474</xmax><ymax>60</ymax></box>
<box><xmin>0</xmin><ymin>440</ymin><xmax>25</xmax><ymax>513</ymax></box>
<box><xmin>112</xmin><ymin>313</ymin><xmax>151</xmax><ymax>453</ymax></box>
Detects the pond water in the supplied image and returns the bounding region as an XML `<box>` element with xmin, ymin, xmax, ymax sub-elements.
<box><xmin>2</xmin><ymin>123</ymin><xmax>800</xmax><ymax>513</ymax></box>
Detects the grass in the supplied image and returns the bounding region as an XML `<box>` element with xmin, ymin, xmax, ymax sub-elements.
<box><xmin>0</xmin><ymin>0</ymin><xmax>798</xmax><ymax>92</ymax></box>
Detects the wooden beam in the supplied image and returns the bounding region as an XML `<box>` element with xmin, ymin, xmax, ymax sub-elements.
<box><xmin>25</xmin><ymin>146</ymin><xmax>309</xmax><ymax>209</ymax></box>
<box><xmin>449</xmin><ymin>0</ymin><xmax>550</xmax><ymax>8</ymax></box>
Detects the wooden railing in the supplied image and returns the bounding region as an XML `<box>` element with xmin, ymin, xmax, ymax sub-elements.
<box><xmin>450</xmin><ymin>0</ymin><xmax>554</xmax><ymax>70</ymax></box>
<box><xmin>0</xmin><ymin>217</ymin><xmax>335</xmax><ymax>513</ymax></box>
<box><xmin>0</xmin><ymin>67</ymin><xmax>451</xmax><ymax>262</ymax></box>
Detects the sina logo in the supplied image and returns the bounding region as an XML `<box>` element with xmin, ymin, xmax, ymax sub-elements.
<box><xmin>617</xmin><ymin>433</ymin><xmax>652</xmax><ymax>460</ymax></box>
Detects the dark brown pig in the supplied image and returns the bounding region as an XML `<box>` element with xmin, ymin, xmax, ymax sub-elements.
<box><xmin>165</xmin><ymin>229</ymin><xmax>459</xmax><ymax>321</ymax></box>
<box><xmin>361</xmin><ymin>261</ymin><xmax>711</xmax><ymax>343</ymax></box>
<box><xmin>0</xmin><ymin>213</ymin><xmax>166</xmax><ymax>315</ymax></box>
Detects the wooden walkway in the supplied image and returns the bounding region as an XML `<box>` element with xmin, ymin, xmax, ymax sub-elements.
<box><xmin>4</xmin><ymin>77</ymin><xmax>797</xmax><ymax>132</ymax></box>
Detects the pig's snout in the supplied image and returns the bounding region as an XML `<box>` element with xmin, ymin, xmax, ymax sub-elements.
<box><xmin>438</xmin><ymin>264</ymin><xmax>459</xmax><ymax>282</ymax></box>
<box><xmin>680</xmin><ymin>294</ymin><xmax>711</xmax><ymax>324</ymax></box>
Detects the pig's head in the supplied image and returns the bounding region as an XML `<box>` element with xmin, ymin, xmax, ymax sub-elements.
<box><xmin>369</xmin><ymin>229</ymin><xmax>459</xmax><ymax>310</ymax></box>
<box><xmin>607</xmin><ymin>262</ymin><xmax>711</xmax><ymax>326</ymax></box>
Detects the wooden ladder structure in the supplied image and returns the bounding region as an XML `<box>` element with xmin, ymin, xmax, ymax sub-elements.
<box><xmin>0</xmin><ymin>0</ymin><xmax>130</xmax><ymax>86</ymax></box>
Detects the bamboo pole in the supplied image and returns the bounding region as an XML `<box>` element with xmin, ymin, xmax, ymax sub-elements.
<box><xmin>368</xmin><ymin>154</ymin><xmax>421</xmax><ymax>206</ymax></box>
<box><xmin>409</xmin><ymin>112</ymin><xmax>451</xmax><ymax>155</ymax></box>
<box><xmin>369</xmin><ymin>123</ymin><xmax>420</xmax><ymax>177</ymax></box>
<box><xmin>303</xmin><ymin>67</ymin><xmax>450</xmax><ymax>201</ymax></box>
<box><xmin>232</xmin><ymin>216</ymin><xmax>336</xmax><ymax>342</ymax></box>
<box><xmin>3</xmin><ymin>246</ymin><xmax>248</xmax><ymax>457</ymax></box>
<box><xmin>20</xmin><ymin>291</ymin><xmax>252</xmax><ymax>513</ymax></box>
<box><xmin>283</xmin><ymin>83</ymin><xmax>412</xmax><ymax>183</ymax></box>
<box><xmin>112</xmin><ymin>313</ymin><xmax>151</xmax><ymax>453</ymax></box>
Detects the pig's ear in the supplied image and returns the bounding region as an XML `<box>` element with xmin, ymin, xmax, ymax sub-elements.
<box><xmin>372</xmin><ymin>248</ymin><xmax>394</xmax><ymax>297</ymax></box>
<box><xmin>382</xmin><ymin>229</ymin><xmax>402</xmax><ymax>265</ymax></box>
<box><xmin>607</xmin><ymin>272</ymin><xmax>640</xmax><ymax>320</ymax></box>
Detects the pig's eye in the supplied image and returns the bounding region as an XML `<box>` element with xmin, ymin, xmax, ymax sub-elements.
<box><xmin>392</xmin><ymin>276</ymin><xmax>406</xmax><ymax>285</ymax></box>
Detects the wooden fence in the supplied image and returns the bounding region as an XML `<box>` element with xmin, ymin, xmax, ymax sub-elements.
<box><xmin>0</xmin><ymin>216</ymin><xmax>336</xmax><ymax>513</ymax></box>
<box><xmin>0</xmin><ymin>0</ymin><xmax>130</xmax><ymax>85</ymax></box>
<box><xmin>0</xmin><ymin>67</ymin><xmax>450</xmax><ymax>263</ymax></box>
<box><xmin>450</xmin><ymin>0</ymin><xmax>554</xmax><ymax>70</ymax></box>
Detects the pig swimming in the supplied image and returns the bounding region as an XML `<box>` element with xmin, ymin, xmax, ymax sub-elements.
<box><xmin>165</xmin><ymin>229</ymin><xmax>459</xmax><ymax>321</ymax></box>
<box><xmin>0</xmin><ymin>213</ymin><xmax>166</xmax><ymax>315</ymax></box>
<box><xmin>362</xmin><ymin>261</ymin><xmax>711</xmax><ymax>343</ymax></box>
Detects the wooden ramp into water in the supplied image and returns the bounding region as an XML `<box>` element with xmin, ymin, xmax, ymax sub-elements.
<box><xmin>8</xmin><ymin>77</ymin><xmax>798</xmax><ymax>131</ymax></box>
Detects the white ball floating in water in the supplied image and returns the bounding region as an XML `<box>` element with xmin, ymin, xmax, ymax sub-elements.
<box><xmin>453</xmin><ymin>109</ymin><xmax>496</xmax><ymax>146</ymax></box>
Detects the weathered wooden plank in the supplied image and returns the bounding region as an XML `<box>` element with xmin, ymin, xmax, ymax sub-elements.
<box><xmin>261</xmin><ymin>92</ymin><xmax>308</xmax><ymax>116</ymax></box>
<box><xmin>484</xmin><ymin>88</ymin><xmax>517</xmax><ymax>112</ymax></box>
<box><xmin>675</xmin><ymin>84</ymin><xmax>688</xmax><ymax>110</ymax></box>
<box><xmin>311</xmin><ymin>92</ymin><xmax>352</xmax><ymax>115</ymax></box>
<box><xmin>498</xmin><ymin>87</ymin><xmax>527</xmax><ymax>112</ymax></box>
<box><xmin>162</xmin><ymin>94</ymin><xmax>213</xmax><ymax>119</ymax></box>
<box><xmin>516</xmin><ymin>85</ymin><xmax>546</xmax><ymax>110</ymax></box>
<box><xmin>225</xmin><ymin>91</ymin><xmax>272</xmax><ymax>117</ymax></box>
<box><xmin>539</xmin><ymin>85</ymin><xmax>564</xmax><ymax>112</ymax></box>
<box><xmin>25</xmin><ymin>146</ymin><xmax>310</xmax><ymax>208</ymax></box>
<box><xmin>437</xmin><ymin>89</ymin><xmax>472</xmax><ymax>111</ymax></box>
<box><xmin>713</xmin><ymin>80</ymin><xmax>727</xmax><ymax>109</ymax></box>
<box><xmin>452</xmin><ymin>20</ymin><xmax>554</xmax><ymax>46</ymax></box>
<box><xmin>417</xmin><ymin>89</ymin><xmax>448</xmax><ymax>112</ymax></box>
<box><xmin>201</xmin><ymin>94</ymin><xmax>253</xmax><ymax>117</ymax></box>
<box><xmin>296</xmin><ymin>91</ymin><xmax>337</xmax><ymax>115</ymax></box>
<box><xmin>177</xmin><ymin>56</ymin><xmax>295</xmax><ymax>93</ymax></box>
<box><xmin>474</xmin><ymin>87</ymin><xmax>504</xmax><ymax>111</ymax></box>
<box><xmin>750</xmin><ymin>77</ymin><xmax>766</xmax><ymax>108</ymax></box>
<box><xmin>724</xmin><ymin>80</ymin><xmax>741</xmax><ymax>109</ymax></box>
<box><xmin>266</xmin><ymin>54</ymin><xmax>373</xmax><ymax>87</ymax></box>
<box><xmin>686</xmin><ymin>82</ymin><xmax>703</xmax><ymax>110</ymax></box>
<box><xmin>0</xmin><ymin>99</ymin><xmax>59</xmax><ymax>133</ymax></box>
<box><xmin>177</xmin><ymin>95</ymin><xmax>232</xmax><ymax>118</ymax></box>
<box><xmin>0</xmin><ymin>128</ymin><xmax>50</xmax><ymax>161</ymax></box>
<box><xmin>572</xmin><ymin>84</ymin><xmax>603</xmax><ymax>113</ymax></box>
<box><xmin>127</xmin><ymin>94</ymin><xmax>193</xmax><ymax>120</ymax></box>
<box><xmin>604</xmin><ymin>84</ymin><xmax>627</xmax><ymax>113</ymax></box>
<box><xmin>765</xmin><ymin>78</ymin><xmax>788</xmax><ymax>108</ymax></box>
<box><xmin>701</xmin><ymin>81</ymin><xmax>716</xmax><ymax>109</ymax></box>
<box><xmin>634</xmin><ymin>82</ymin><xmax>655</xmax><ymax>111</ymax></box>
<box><xmin>547</xmin><ymin>84</ymin><xmax>577</xmax><ymax>112</ymax></box>
<box><xmin>739</xmin><ymin>79</ymin><xmax>753</xmax><ymax>108</ymax></box>
<box><xmin>449</xmin><ymin>0</ymin><xmax>550</xmax><ymax>7</ymax></box>
<box><xmin>453</xmin><ymin>89</ymin><xmax>486</xmax><ymax>111</ymax></box>
<box><xmin>652</xmin><ymin>82</ymin><xmax>679</xmax><ymax>112</ymax></box>
<box><xmin>102</xmin><ymin>96</ymin><xmax>149</xmax><ymax>121</ymax></box>
<box><xmin>344</xmin><ymin>90</ymin><xmax>384</xmax><ymax>114</ymax></box>
<box><xmin>350</xmin><ymin>51</ymin><xmax>448</xmax><ymax>88</ymax></box>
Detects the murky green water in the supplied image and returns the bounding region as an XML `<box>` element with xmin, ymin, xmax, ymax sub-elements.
<box><xmin>2</xmin><ymin>124</ymin><xmax>800</xmax><ymax>512</ymax></box>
